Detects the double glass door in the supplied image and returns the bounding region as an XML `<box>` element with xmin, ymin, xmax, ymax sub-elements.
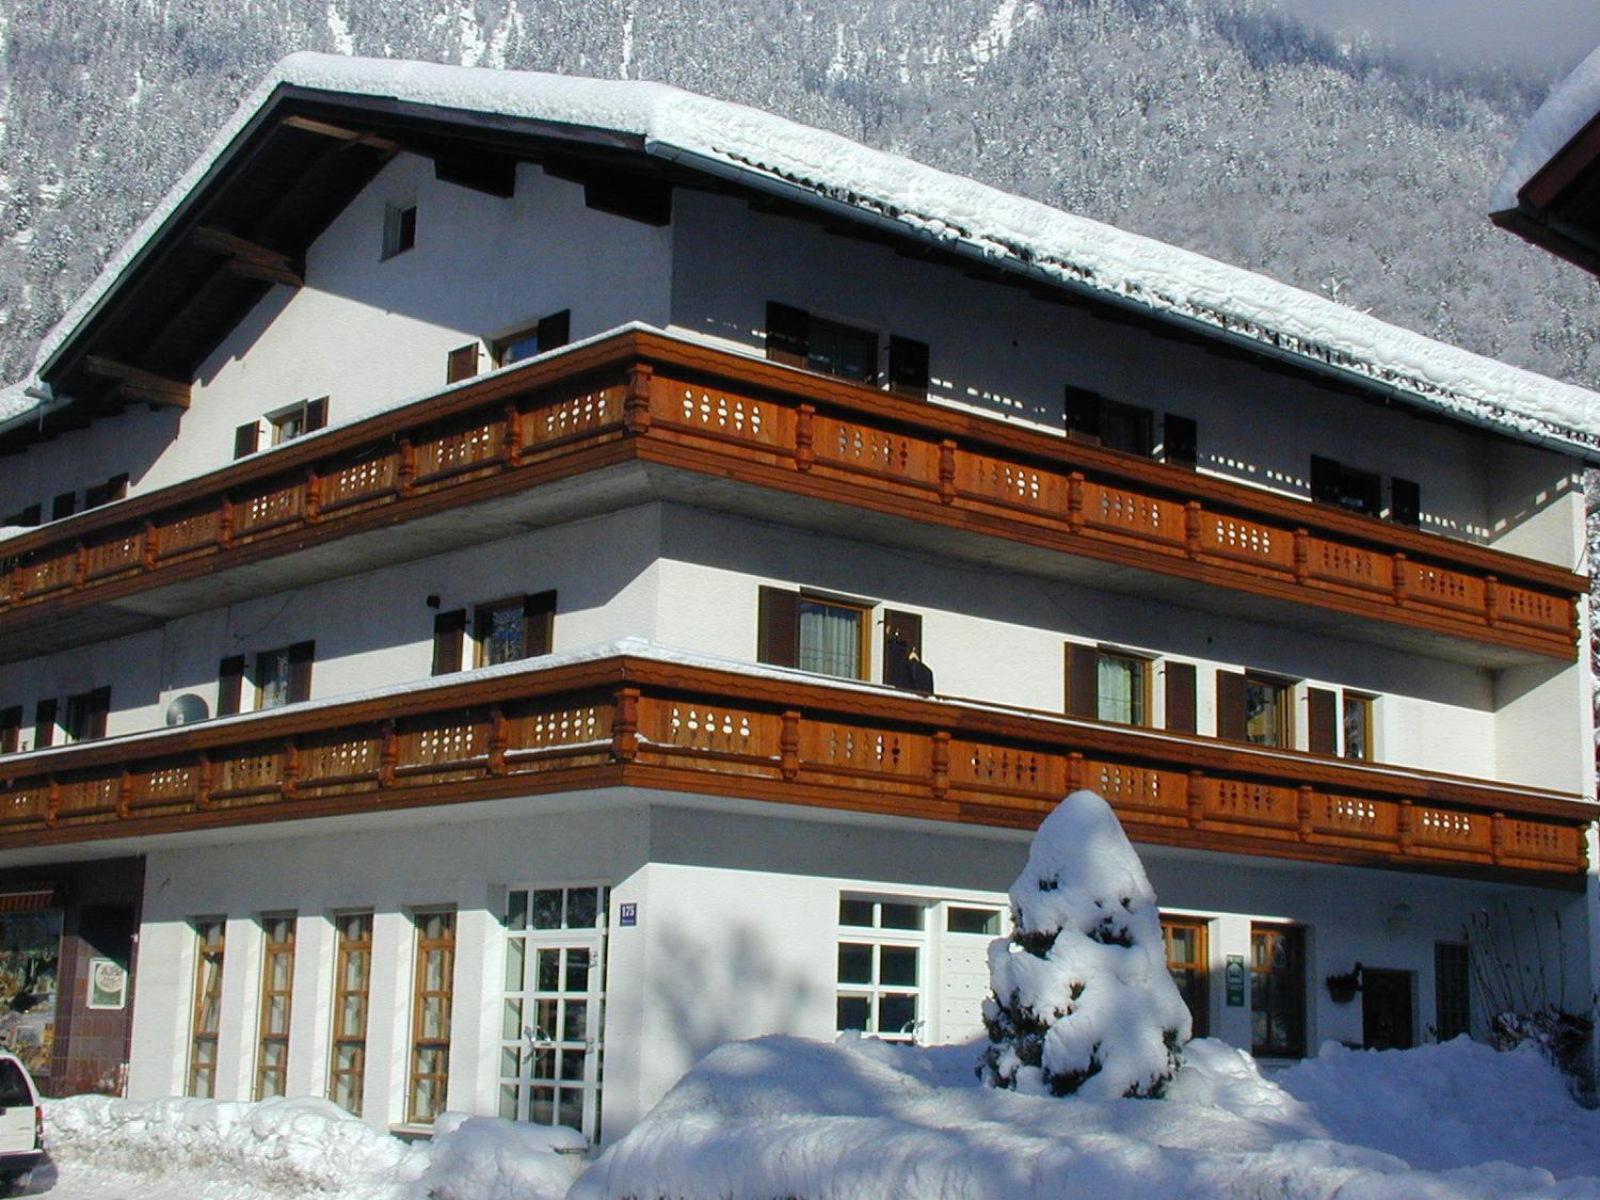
<box><xmin>500</xmin><ymin>886</ymin><xmax>608</xmax><ymax>1141</ymax></box>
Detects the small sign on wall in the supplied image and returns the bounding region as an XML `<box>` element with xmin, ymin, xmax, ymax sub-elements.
<box><xmin>87</xmin><ymin>958</ymin><xmax>128</xmax><ymax>1010</ymax></box>
<box><xmin>1225</xmin><ymin>954</ymin><xmax>1246</xmax><ymax>1007</ymax></box>
<box><xmin>619</xmin><ymin>903</ymin><xmax>638</xmax><ymax>928</ymax></box>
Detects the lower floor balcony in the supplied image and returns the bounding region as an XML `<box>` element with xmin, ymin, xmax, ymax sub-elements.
<box><xmin>0</xmin><ymin>641</ymin><xmax>1588</xmax><ymax>888</ymax></box>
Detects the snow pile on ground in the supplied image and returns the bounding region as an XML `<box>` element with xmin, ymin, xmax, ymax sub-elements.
<box><xmin>982</xmin><ymin>789</ymin><xmax>1188</xmax><ymax>1098</ymax></box>
<box><xmin>571</xmin><ymin>1034</ymin><xmax>1600</xmax><ymax>1200</ymax></box>
<box><xmin>424</xmin><ymin>1112</ymin><xmax>587</xmax><ymax>1200</ymax></box>
<box><xmin>45</xmin><ymin>1094</ymin><xmax>428</xmax><ymax>1198</ymax></box>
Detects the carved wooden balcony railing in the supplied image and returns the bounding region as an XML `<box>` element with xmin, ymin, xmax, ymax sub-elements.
<box><xmin>0</xmin><ymin>650</ymin><xmax>1588</xmax><ymax>886</ymax></box>
<box><xmin>0</xmin><ymin>330</ymin><xmax>1582</xmax><ymax>660</ymax></box>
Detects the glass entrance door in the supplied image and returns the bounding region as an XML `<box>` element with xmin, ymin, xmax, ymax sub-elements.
<box><xmin>499</xmin><ymin>886</ymin><xmax>608</xmax><ymax>1141</ymax></box>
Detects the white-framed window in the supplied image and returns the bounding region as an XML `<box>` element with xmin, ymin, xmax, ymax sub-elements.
<box><xmin>836</xmin><ymin>897</ymin><xmax>926</xmax><ymax>1042</ymax></box>
<box><xmin>499</xmin><ymin>885</ymin><xmax>609</xmax><ymax>1142</ymax></box>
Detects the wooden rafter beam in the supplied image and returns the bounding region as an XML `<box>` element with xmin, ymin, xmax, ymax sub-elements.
<box><xmin>280</xmin><ymin>114</ymin><xmax>399</xmax><ymax>153</ymax></box>
<box><xmin>83</xmin><ymin>356</ymin><xmax>191</xmax><ymax>410</ymax></box>
<box><xmin>191</xmin><ymin>226</ymin><xmax>304</xmax><ymax>288</ymax></box>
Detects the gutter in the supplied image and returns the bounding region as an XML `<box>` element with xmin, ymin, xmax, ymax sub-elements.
<box><xmin>647</xmin><ymin>140</ymin><xmax>1600</xmax><ymax>468</ymax></box>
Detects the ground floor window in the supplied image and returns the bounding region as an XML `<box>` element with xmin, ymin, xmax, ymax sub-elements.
<box><xmin>1161</xmin><ymin>916</ymin><xmax>1210</xmax><ymax>1037</ymax></box>
<box><xmin>407</xmin><ymin>910</ymin><xmax>456</xmax><ymax>1124</ymax></box>
<box><xmin>188</xmin><ymin>919</ymin><xmax>226</xmax><ymax>1098</ymax></box>
<box><xmin>1250</xmin><ymin>923</ymin><xmax>1306</xmax><ymax>1057</ymax></box>
<box><xmin>500</xmin><ymin>886</ymin><xmax>608</xmax><ymax>1141</ymax></box>
<box><xmin>836</xmin><ymin>898</ymin><xmax>925</xmax><ymax>1042</ymax></box>
<box><xmin>1434</xmin><ymin>942</ymin><xmax>1470</xmax><ymax>1042</ymax></box>
<box><xmin>254</xmin><ymin>915</ymin><xmax>295</xmax><ymax>1100</ymax></box>
<box><xmin>329</xmin><ymin>912</ymin><xmax>373</xmax><ymax>1116</ymax></box>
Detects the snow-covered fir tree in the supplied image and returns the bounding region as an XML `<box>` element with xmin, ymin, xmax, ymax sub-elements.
<box><xmin>981</xmin><ymin>789</ymin><xmax>1190</xmax><ymax>1099</ymax></box>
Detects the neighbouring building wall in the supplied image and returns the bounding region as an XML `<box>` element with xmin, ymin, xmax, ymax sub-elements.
<box><xmin>0</xmin><ymin>155</ymin><xmax>675</xmax><ymax>518</ymax></box>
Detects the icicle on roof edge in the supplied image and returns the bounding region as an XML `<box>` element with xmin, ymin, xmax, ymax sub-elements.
<box><xmin>11</xmin><ymin>52</ymin><xmax>1600</xmax><ymax>458</ymax></box>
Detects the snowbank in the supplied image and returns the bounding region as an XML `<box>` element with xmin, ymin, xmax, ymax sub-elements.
<box><xmin>571</xmin><ymin>1034</ymin><xmax>1600</xmax><ymax>1200</ymax></box>
<box><xmin>9</xmin><ymin>54</ymin><xmax>1600</xmax><ymax>459</ymax></box>
<box><xmin>424</xmin><ymin>1112</ymin><xmax>587</xmax><ymax>1200</ymax></box>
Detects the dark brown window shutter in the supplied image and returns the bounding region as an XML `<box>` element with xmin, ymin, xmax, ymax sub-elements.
<box><xmin>87</xmin><ymin>687</ymin><xmax>111</xmax><ymax>740</ymax></box>
<box><xmin>1164</xmin><ymin>661</ymin><xmax>1197</xmax><ymax>733</ymax></box>
<box><xmin>304</xmin><ymin>398</ymin><xmax>329</xmax><ymax>433</ymax></box>
<box><xmin>51</xmin><ymin>492</ymin><xmax>76</xmax><ymax>521</ymax></box>
<box><xmin>757</xmin><ymin>586</ymin><xmax>799</xmax><ymax>667</ymax></box>
<box><xmin>1391</xmin><ymin>477</ymin><xmax>1420</xmax><ymax>527</ymax></box>
<box><xmin>883</xmin><ymin>609</ymin><xmax>924</xmax><ymax>690</ymax></box>
<box><xmin>1309</xmin><ymin>456</ymin><xmax>1339</xmax><ymax>504</ymax></box>
<box><xmin>537</xmin><ymin>310</ymin><xmax>571</xmax><ymax>352</ymax></box>
<box><xmin>446</xmin><ymin>344</ymin><xmax>479</xmax><ymax>384</ymax></box>
<box><xmin>766</xmin><ymin>303</ymin><xmax>810</xmax><ymax>368</ymax></box>
<box><xmin>1063</xmin><ymin>385</ymin><xmax>1102</xmax><ymax>439</ymax></box>
<box><xmin>432</xmin><ymin>610</ymin><xmax>466</xmax><ymax>675</ymax></box>
<box><xmin>1217</xmin><ymin>670</ymin><xmax>1247</xmax><ymax>741</ymax></box>
<box><xmin>1307</xmin><ymin>687</ymin><xmax>1337</xmax><ymax>755</ymax></box>
<box><xmin>33</xmin><ymin>698</ymin><xmax>56</xmax><ymax>749</ymax></box>
<box><xmin>1065</xmin><ymin>643</ymin><xmax>1099</xmax><ymax>719</ymax></box>
<box><xmin>234</xmin><ymin>422</ymin><xmax>261</xmax><ymax>459</ymax></box>
<box><xmin>1163</xmin><ymin>414</ymin><xmax>1197</xmax><ymax>467</ymax></box>
<box><xmin>287</xmin><ymin>641</ymin><xmax>315</xmax><ymax>704</ymax></box>
<box><xmin>0</xmin><ymin>706</ymin><xmax>21</xmax><ymax>754</ymax></box>
<box><xmin>523</xmin><ymin>591</ymin><xmax>557</xmax><ymax>657</ymax></box>
<box><xmin>887</xmin><ymin>336</ymin><xmax>930</xmax><ymax>397</ymax></box>
<box><xmin>217</xmin><ymin>656</ymin><xmax>245</xmax><ymax>716</ymax></box>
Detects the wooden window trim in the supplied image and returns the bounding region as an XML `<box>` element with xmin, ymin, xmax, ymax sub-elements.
<box><xmin>266</xmin><ymin>398</ymin><xmax>329</xmax><ymax>447</ymax></box>
<box><xmin>1066</xmin><ymin>643</ymin><xmax>1152</xmax><ymax>727</ymax></box>
<box><xmin>188</xmin><ymin>918</ymin><xmax>226</xmax><ymax>1098</ymax></box>
<box><xmin>432</xmin><ymin>609</ymin><xmax>467</xmax><ymax>676</ymax></box>
<box><xmin>64</xmin><ymin>686</ymin><xmax>110</xmax><ymax>742</ymax></box>
<box><xmin>32</xmin><ymin>698</ymin><xmax>56</xmax><ymax>750</ymax></box>
<box><xmin>329</xmin><ymin>912</ymin><xmax>374</xmax><ymax>1116</ymax></box>
<box><xmin>446</xmin><ymin>344</ymin><xmax>480</xmax><ymax>385</ymax></box>
<box><xmin>1160</xmin><ymin>915</ymin><xmax>1209</xmax><ymax>1038</ymax></box>
<box><xmin>797</xmin><ymin>593</ymin><xmax>872</xmax><ymax>681</ymax></box>
<box><xmin>254</xmin><ymin>915</ymin><xmax>296</xmax><ymax>1101</ymax></box>
<box><xmin>1250</xmin><ymin>922</ymin><xmax>1307</xmax><ymax>1058</ymax></box>
<box><xmin>472</xmin><ymin>592</ymin><xmax>556</xmax><ymax>668</ymax></box>
<box><xmin>758</xmin><ymin>587</ymin><xmax>873</xmax><ymax>681</ymax></box>
<box><xmin>407</xmin><ymin>909</ymin><xmax>457</xmax><ymax>1125</ymax></box>
<box><xmin>1307</xmin><ymin>686</ymin><xmax>1338</xmax><ymax>757</ymax></box>
<box><xmin>491</xmin><ymin>310</ymin><xmax>572</xmax><ymax>368</ymax></box>
<box><xmin>217</xmin><ymin>655</ymin><xmax>245</xmax><ymax>717</ymax></box>
<box><xmin>1164</xmin><ymin>661</ymin><xmax>1197</xmax><ymax>734</ymax></box>
<box><xmin>1343</xmin><ymin>691</ymin><xmax>1375</xmax><ymax>762</ymax></box>
<box><xmin>0</xmin><ymin>707</ymin><xmax>20</xmax><ymax>755</ymax></box>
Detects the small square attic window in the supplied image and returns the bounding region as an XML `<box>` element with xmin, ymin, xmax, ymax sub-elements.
<box><xmin>382</xmin><ymin>201</ymin><xmax>417</xmax><ymax>259</ymax></box>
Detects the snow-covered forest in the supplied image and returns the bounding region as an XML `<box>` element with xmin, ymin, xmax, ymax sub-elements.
<box><xmin>0</xmin><ymin>0</ymin><xmax>1595</xmax><ymax>389</ymax></box>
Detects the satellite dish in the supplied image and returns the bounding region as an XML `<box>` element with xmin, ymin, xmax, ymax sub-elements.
<box><xmin>165</xmin><ymin>694</ymin><xmax>210</xmax><ymax>726</ymax></box>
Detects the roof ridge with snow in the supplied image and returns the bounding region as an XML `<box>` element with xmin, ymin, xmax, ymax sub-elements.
<box><xmin>8</xmin><ymin>52</ymin><xmax>1600</xmax><ymax>457</ymax></box>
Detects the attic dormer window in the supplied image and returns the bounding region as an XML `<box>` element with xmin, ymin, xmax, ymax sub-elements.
<box><xmin>382</xmin><ymin>201</ymin><xmax>417</xmax><ymax>259</ymax></box>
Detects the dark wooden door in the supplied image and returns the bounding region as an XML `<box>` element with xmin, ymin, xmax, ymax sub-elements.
<box><xmin>1362</xmin><ymin>968</ymin><xmax>1414</xmax><ymax>1050</ymax></box>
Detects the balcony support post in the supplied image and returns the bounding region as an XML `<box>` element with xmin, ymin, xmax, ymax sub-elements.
<box><xmin>1293</xmin><ymin>529</ymin><xmax>1309</xmax><ymax>583</ymax></box>
<box><xmin>1186</xmin><ymin>769</ymin><xmax>1204</xmax><ymax>828</ymax></box>
<box><xmin>378</xmin><ymin>720</ymin><xmax>398</xmax><ymax>787</ymax></box>
<box><xmin>1491</xmin><ymin>811</ymin><xmax>1506</xmax><ymax>865</ymax></box>
<box><xmin>488</xmin><ymin>705</ymin><xmax>509</xmax><ymax>777</ymax></box>
<box><xmin>931</xmin><ymin>731</ymin><xmax>950</xmax><ymax>798</ymax></box>
<box><xmin>780</xmin><ymin>710</ymin><xmax>801</xmax><ymax>780</ymax></box>
<box><xmin>938</xmin><ymin>440</ymin><xmax>957</xmax><ymax>504</ymax></box>
<box><xmin>624</xmin><ymin>365</ymin><xmax>654</xmax><ymax>436</ymax></box>
<box><xmin>196</xmin><ymin>753</ymin><xmax>213</xmax><ymax>811</ymax></box>
<box><xmin>795</xmin><ymin>404</ymin><xmax>815</xmax><ymax>472</ymax></box>
<box><xmin>503</xmin><ymin>405</ymin><xmax>523</xmax><ymax>468</ymax></box>
<box><xmin>1391</xmin><ymin>552</ymin><xmax>1409</xmax><ymax>606</ymax></box>
<box><xmin>1484</xmin><ymin>575</ymin><xmax>1499</xmax><ymax>627</ymax></box>
<box><xmin>1296</xmin><ymin>785</ymin><xmax>1313</xmax><ymax>841</ymax></box>
<box><xmin>1397</xmin><ymin>799</ymin><xmax>1414</xmax><ymax>854</ymax></box>
<box><xmin>1067</xmin><ymin>472</ymin><xmax>1085</xmax><ymax>534</ymax></box>
<box><xmin>1185</xmin><ymin>501</ymin><xmax>1203</xmax><ymax>560</ymax></box>
<box><xmin>612</xmin><ymin>688</ymin><xmax>640</xmax><ymax>761</ymax></box>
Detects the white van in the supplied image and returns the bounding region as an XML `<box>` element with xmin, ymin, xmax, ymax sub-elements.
<box><xmin>0</xmin><ymin>1053</ymin><xmax>42</xmax><ymax>1195</ymax></box>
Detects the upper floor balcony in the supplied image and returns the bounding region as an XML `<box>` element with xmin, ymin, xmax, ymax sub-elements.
<box><xmin>0</xmin><ymin>328</ymin><xmax>1582</xmax><ymax>669</ymax></box>
<box><xmin>0</xmin><ymin>641</ymin><xmax>1587</xmax><ymax>888</ymax></box>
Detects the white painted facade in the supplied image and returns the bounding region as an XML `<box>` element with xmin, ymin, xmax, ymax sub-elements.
<box><xmin>1</xmin><ymin>87</ymin><xmax>1595</xmax><ymax>1150</ymax></box>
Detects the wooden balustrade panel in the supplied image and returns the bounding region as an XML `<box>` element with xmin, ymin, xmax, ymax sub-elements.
<box><xmin>1498</xmin><ymin>583</ymin><xmax>1569</xmax><ymax>634</ymax></box>
<box><xmin>524</xmin><ymin>386</ymin><xmax>626</xmax><ymax>451</ymax></box>
<box><xmin>19</xmin><ymin>549</ymin><xmax>76</xmax><ymax>598</ymax></box>
<box><xmin>212</xmin><ymin>746</ymin><xmax>286</xmax><ymax>801</ymax></box>
<box><xmin>1312</xmin><ymin>793</ymin><xmax>1398</xmax><ymax>843</ymax></box>
<box><xmin>156</xmin><ymin>507</ymin><xmax>223</xmax><ymax>559</ymax></box>
<box><xmin>1411</xmin><ymin>807</ymin><xmax>1491</xmax><ymax>854</ymax></box>
<box><xmin>397</xmin><ymin>710</ymin><xmax>489</xmax><ymax>771</ymax></box>
<box><xmin>1406</xmin><ymin>563</ymin><xmax>1485</xmax><ymax>615</ymax></box>
<box><xmin>1503</xmin><ymin>818</ymin><xmax>1582</xmax><ymax>867</ymax></box>
<box><xmin>654</xmin><ymin>702</ymin><xmax>775</xmax><ymax>759</ymax></box>
<box><xmin>799</xmin><ymin>720</ymin><xmax>930</xmax><ymax>782</ymax></box>
<box><xmin>504</xmin><ymin>699</ymin><xmax>610</xmax><ymax>754</ymax></box>
<box><xmin>131</xmin><ymin>763</ymin><xmax>200</xmax><ymax>812</ymax></box>
<box><xmin>413</xmin><ymin>418</ymin><xmax>504</xmax><ymax>485</ymax></box>
<box><xmin>948</xmin><ymin>740</ymin><xmax>1064</xmax><ymax>797</ymax></box>
<box><xmin>814</xmin><ymin>415</ymin><xmax>939</xmax><ymax>487</ymax></box>
<box><xmin>667</xmin><ymin>385</ymin><xmax>783</xmax><ymax>449</ymax></box>
<box><xmin>957</xmin><ymin>452</ymin><xmax>1066</xmax><ymax>515</ymax></box>
<box><xmin>0</xmin><ymin>784</ymin><xmax>49</xmax><ymax>826</ymax></box>
<box><xmin>1086</xmin><ymin>759</ymin><xmax>1188</xmax><ymax>822</ymax></box>
<box><xmin>1080</xmin><ymin>482</ymin><xmax>1185</xmax><ymax>548</ymax></box>
<box><xmin>1200</xmin><ymin>514</ymin><xmax>1295</xmax><ymax>572</ymax></box>
<box><xmin>83</xmin><ymin>530</ymin><xmax>145</xmax><ymax>581</ymax></box>
<box><xmin>56</xmin><ymin>773</ymin><xmax>119</xmax><ymax>820</ymax></box>
<box><xmin>1202</xmin><ymin>777</ymin><xmax>1298</xmax><ymax>831</ymax></box>
<box><xmin>232</xmin><ymin>480</ymin><xmax>306</xmax><ymax>539</ymax></box>
<box><xmin>1306</xmin><ymin>538</ymin><xmax>1392</xmax><ymax>594</ymax></box>
<box><xmin>320</xmin><ymin>452</ymin><xmax>399</xmax><ymax>514</ymax></box>
<box><xmin>298</xmin><ymin>728</ymin><xmax>385</xmax><ymax>792</ymax></box>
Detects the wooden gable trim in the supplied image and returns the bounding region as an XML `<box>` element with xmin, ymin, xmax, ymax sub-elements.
<box><xmin>82</xmin><ymin>356</ymin><xmax>191</xmax><ymax>410</ymax></box>
<box><xmin>191</xmin><ymin>226</ymin><xmax>305</xmax><ymax>288</ymax></box>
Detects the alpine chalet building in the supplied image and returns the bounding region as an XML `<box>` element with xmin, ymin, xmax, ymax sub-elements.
<box><xmin>0</xmin><ymin>56</ymin><xmax>1595</xmax><ymax>1142</ymax></box>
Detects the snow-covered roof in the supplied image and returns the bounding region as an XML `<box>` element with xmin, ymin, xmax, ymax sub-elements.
<box><xmin>10</xmin><ymin>53</ymin><xmax>1600</xmax><ymax>458</ymax></box>
<box><xmin>1493</xmin><ymin>43</ymin><xmax>1600</xmax><ymax>213</ymax></box>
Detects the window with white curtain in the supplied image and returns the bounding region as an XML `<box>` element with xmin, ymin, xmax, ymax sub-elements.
<box><xmin>798</xmin><ymin>598</ymin><xmax>867</xmax><ymax>679</ymax></box>
<box><xmin>1096</xmin><ymin>651</ymin><xmax>1147</xmax><ymax>725</ymax></box>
